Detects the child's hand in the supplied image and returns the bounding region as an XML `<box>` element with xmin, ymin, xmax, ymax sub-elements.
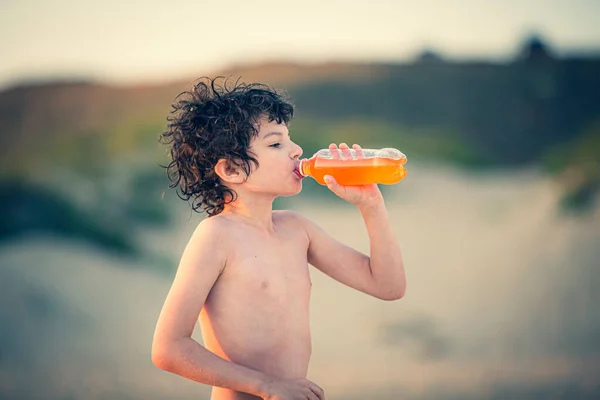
<box><xmin>324</xmin><ymin>143</ymin><xmax>384</xmax><ymax>208</ymax></box>
<box><xmin>262</xmin><ymin>377</ymin><xmax>325</xmax><ymax>400</ymax></box>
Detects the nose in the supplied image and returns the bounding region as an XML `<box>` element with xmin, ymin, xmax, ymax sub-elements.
<box><xmin>290</xmin><ymin>142</ymin><xmax>303</xmax><ymax>159</ymax></box>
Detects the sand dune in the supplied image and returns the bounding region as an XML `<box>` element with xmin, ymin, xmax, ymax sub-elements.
<box><xmin>1</xmin><ymin>164</ymin><xmax>598</xmax><ymax>399</ymax></box>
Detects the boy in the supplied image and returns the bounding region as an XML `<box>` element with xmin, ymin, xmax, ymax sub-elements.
<box><xmin>152</xmin><ymin>77</ymin><xmax>406</xmax><ymax>400</ymax></box>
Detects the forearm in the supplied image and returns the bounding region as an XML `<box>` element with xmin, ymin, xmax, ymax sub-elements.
<box><xmin>359</xmin><ymin>200</ymin><xmax>406</xmax><ymax>299</ymax></box>
<box><xmin>153</xmin><ymin>337</ymin><xmax>270</xmax><ymax>397</ymax></box>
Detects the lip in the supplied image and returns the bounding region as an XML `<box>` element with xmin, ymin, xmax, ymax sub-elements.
<box><xmin>293</xmin><ymin>162</ymin><xmax>304</xmax><ymax>179</ymax></box>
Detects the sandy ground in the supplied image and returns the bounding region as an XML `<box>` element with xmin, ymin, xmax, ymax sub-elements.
<box><xmin>1</xmin><ymin>163</ymin><xmax>599</xmax><ymax>399</ymax></box>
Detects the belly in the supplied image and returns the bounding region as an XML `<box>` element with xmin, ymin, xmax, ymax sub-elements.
<box><xmin>209</xmin><ymin>386</ymin><xmax>266</xmax><ymax>400</ymax></box>
<box><xmin>199</xmin><ymin>274</ymin><xmax>312</xmax><ymax>380</ymax></box>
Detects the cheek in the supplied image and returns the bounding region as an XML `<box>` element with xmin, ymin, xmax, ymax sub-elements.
<box><xmin>259</xmin><ymin>160</ymin><xmax>286</xmax><ymax>176</ymax></box>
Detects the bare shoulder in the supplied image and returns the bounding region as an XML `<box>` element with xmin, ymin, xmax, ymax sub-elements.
<box><xmin>184</xmin><ymin>215</ymin><xmax>233</xmax><ymax>265</ymax></box>
<box><xmin>193</xmin><ymin>214</ymin><xmax>232</xmax><ymax>236</ymax></box>
<box><xmin>273</xmin><ymin>209</ymin><xmax>310</xmax><ymax>229</ymax></box>
<box><xmin>273</xmin><ymin>210</ymin><xmax>319</xmax><ymax>245</ymax></box>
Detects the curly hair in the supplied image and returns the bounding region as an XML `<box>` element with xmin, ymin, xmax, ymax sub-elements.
<box><xmin>159</xmin><ymin>76</ymin><xmax>295</xmax><ymax>216</ymax></box>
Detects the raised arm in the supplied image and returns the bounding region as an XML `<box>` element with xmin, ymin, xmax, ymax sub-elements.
<box><xmin>151</xmin><ymin>218</ymin><xmax>269</xmax><ymax>396</ymax></box>
<box><xmin>299</xmin><ymin>205</ymin><xmax>405</xmax><ymax>301</ymax></box>
<box><xmin>297</xmin><ymin>142</ymin><xmax>406</xmax><ymax>301</ymax></box>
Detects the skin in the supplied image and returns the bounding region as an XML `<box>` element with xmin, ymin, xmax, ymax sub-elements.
<box><xmin>152</xmin><ymin>117</ymin><xmax>406</xmax><ymax>400</ymax></box>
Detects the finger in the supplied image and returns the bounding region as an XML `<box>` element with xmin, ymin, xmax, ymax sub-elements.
<box><xmin>352</xmin><ymin>144</ymin><xmax>364</xmax><ymax>159</ymax></box>
<box><xmin>324</xmin><ymin>175</ymin><xmax>340</xmax><ymax>192</ymax></box>
<box><xmin>329</xmin><ymin>143</ymin><xmax>340</xmax><ymax>159</ymax></box>
<box><xmin>308</xmin><ymin>382</ymin><xmax>325</xmax><ymax>400</ymax></box>
<box><xmin>324</xmin><ymin>175</ymin><xmax>347</xmax><ymax>198</ymax></box>
<box><xmin>339</xmin><ymin>142</ymin><xmax>352</xmax><ymax>160</ymax></box>
<box><xmin>305</xmin><ymin>391</ymin><xmax>319</xmax><ymax>400</ymax></box>
<box><xmin>323</xmin><ymin>175</ymin><xmax>337</xmax><ymax>189</ymax></box>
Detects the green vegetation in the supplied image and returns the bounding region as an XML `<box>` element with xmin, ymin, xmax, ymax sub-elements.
<box><xmin>542</xmin><ymin>120</ymin><xmax>600</xmax><ymax>212</ymax></box>
<box><xmin>289</xmin><ymin>59</ymin><xmax>600</xmax><ymax>166</ymax></box>
<box><xmin>290</xmin><ymin>116</ymin><xmax>488</xmax><ymax>168</ymax></box>
<box><xmin>2</xmin><ymin>48</ymin><xmax>599</xmax><ymax>257</ymax></box>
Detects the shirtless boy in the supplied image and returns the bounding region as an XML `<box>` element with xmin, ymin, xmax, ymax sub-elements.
<box><xmin>152</xmin><ymin>77</ymin><xmax>406</xmax><ymax>400</ymax></box>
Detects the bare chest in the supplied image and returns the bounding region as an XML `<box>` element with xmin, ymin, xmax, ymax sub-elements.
<box><xmin>219</xmin><ymin>228</ymin><xmax>311</xmax><ymax>301</ymax></box>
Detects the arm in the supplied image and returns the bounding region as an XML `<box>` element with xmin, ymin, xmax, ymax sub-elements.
<box><xmin>151</xmin><ymin>218</ymin><xmax>269</xmax><ymax>397</ymax></box>
<box><xmin>357</xmin><ymin>200</ymin><xmax>406</xmax><ymax>299</ymax></box>
<box><xmin>299</xmin><ymin>200</ymin><xmax>405</xmax><ymax>301</ymax></box>
<box><xmin>301</xmin><ymin>142</ymin><xmax>406</xmax><ymax>300</ymax></box>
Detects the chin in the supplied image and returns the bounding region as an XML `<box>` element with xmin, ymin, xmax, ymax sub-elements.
<box><xmin>279</xmin><ymin>189</ymin><xmax>302</xmax><ymax>197</ymax></box>
<box><xmin>277</xmin><ymin>182</ymin><xmax>303</xmax><ymax>197</ymax></box>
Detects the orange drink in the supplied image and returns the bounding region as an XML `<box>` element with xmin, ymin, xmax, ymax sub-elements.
<box><xmin>298</xmin><ymin>148</ymin><xmax>407</xmax><ymax>186</ymax></box>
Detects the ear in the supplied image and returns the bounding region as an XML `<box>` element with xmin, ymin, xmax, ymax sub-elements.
<box><xmin>214</xmin><ymin>159</ymin><xmax>245</xmax><ymax>184</ymax></box>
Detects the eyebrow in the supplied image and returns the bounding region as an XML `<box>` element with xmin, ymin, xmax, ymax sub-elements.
<box><xmin>262</xmin><ymin>131</ymin><xmax>290</xmax><ymax>139</ymax></box>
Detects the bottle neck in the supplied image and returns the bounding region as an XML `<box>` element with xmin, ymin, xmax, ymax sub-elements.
<box><xmin>299</xmin><ymin>158</ymin><xmax>310</xmax><ymax>177</ymax></box>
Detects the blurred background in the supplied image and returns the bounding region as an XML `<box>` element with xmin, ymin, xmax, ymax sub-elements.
<box><xmin>1</xmin><ymin>0</ymin><xmax>599</xmax><ymax>399</ymax></box>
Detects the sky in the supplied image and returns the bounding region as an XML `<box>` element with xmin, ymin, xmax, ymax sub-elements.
<box><xmin>1</xmin><ymin>0</ymin><xmax>599</xmax><ymax>89</ymax></box>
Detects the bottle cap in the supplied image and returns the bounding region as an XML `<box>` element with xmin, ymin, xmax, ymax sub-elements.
<box><xmin>297</xmin><ymin>159</ymin><xmax>307</xmax><ymax>177</ymax></box>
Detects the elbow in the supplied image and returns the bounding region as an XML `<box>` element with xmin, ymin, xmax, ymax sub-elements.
<box><xmin>152</xmin><ymin>340</ymin><xmax>175</xmax><ymax>371</ymax></box>
<box><xmin>152</xmin><ymin>352</ymin><xmax>170</xmax><ymax>371</ymax></box>
<box><xmin>378</xmin><ymin>290</ymin><xmax>405</xmax><ymax>301</ymax></box>
<box><xmin>371</xmin><ymin>261</ymin><xmax>406</xmax><ymax>301</ymax></box>
<box><xmin>151</xmin><ymin>348</ymin><xmax>170</xmax><ymax>370</ymax></box>
<box><xmin>377</xmin><ymin>282</ymin><xmax>406</xmax><ymax>301</ymax></box>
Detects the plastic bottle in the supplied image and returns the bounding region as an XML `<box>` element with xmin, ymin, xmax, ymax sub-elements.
<box><xmin>297</xmin><ymin>147</ymin><xmax>407</xmax><ymax>186</ymax></box>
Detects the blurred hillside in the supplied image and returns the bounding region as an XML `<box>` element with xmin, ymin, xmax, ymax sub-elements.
<box><xmin>1</xmin><ymin>37</ymin><xmax>599</xmax><ymax>170</ymax></box>
<box><xmin>1</xmin><ymin>37</ymin><xmax>599</xmax><ymax>255</ymax></box>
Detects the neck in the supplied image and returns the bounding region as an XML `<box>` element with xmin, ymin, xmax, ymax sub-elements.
<box><xmin>219</xmin><ymin>192</ymin><xmax>276</xmax><ymax>232</ymax></box>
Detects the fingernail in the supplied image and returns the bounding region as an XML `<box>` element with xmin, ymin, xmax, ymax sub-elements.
<box><xmin>324</xmin><ymin>175</ymin><xmax>333</xmax><ymax>183</ymax></box>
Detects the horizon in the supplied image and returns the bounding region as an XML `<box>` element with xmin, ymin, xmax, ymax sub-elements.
<box><xmin>2</xmin><ymin>0</ymin><xmax>600</xmax><ymax>90</ymax></box>
<box><xmin>2</xmin><ymin>47</ymin><xmax>599</xmax><ymax>93</ymax></box>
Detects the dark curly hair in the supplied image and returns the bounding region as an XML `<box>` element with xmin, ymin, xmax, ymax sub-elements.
<box><xmin>159</xmin><ymin>76</ymin><xmax>295</xmax><ymax>216</ymax></box>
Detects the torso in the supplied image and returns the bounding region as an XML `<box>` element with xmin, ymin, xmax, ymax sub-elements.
<box><xmin>199</xmin><ymin>211</ymin><xmax>312</xmax><ymax>400</ymax></box>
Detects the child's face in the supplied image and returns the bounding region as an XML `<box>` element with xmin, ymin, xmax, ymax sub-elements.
<box><xmin>244</xmin><ymin>117</ymin><xmax>304</xmax><ymax>197</ymax></box>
